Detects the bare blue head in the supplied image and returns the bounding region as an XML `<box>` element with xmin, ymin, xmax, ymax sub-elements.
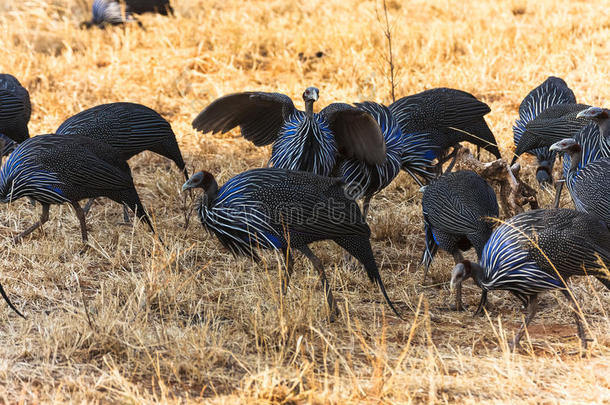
<box><xmin>549</xmin><ymin>138</ymin><xmax>581</xmax><ymax>155</ymax></box>
<box><xmin>576</xmin><ymin>106</ymin><xmax>610</xmax><ymax>122</ymax></box>
<box><xmin>302</xmin><ymin>87</ymin><xmax>319</xmax><ymax>103</ymax></box>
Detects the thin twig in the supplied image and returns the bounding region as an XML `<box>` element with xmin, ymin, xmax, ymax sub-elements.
<box><xmin>376</xmin><ymin>0</ymin><xmax>398</xmax><ymax>103</ymax></box>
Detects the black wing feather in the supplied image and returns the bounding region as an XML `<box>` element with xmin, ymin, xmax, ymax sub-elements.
<box><xmin>320</xmin><ymin>103</ymin><xmax>386</xmax><ymax>165</ymax></box>
<box><xmin>192</xmin><ymin>92</ymin><xmax>296</xmax><ymax>147</ymax></box>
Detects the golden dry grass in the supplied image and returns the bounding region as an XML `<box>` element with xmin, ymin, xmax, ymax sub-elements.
<box><xmin>0</xmin><ymin>0</ymin><xmax>609</xmax><ymax>402</ymax></box>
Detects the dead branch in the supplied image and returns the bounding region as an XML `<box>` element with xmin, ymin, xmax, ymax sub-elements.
<box><xmin>453</xmin><ymin>146</ymin><xmax>538</xmax><ymax>217</ymax></box>
<box><xmin>376</xmin><ymin>0</ymin><xmax>398</xmax><ymax>103</ymax></box>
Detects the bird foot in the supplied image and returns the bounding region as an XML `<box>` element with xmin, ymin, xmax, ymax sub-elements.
<box><xmin>327</xmin><ymin>308</ymin><xmax>340</xmax><ymax>323</ymax></box>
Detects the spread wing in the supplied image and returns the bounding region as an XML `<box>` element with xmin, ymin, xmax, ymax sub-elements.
<box><xmin>192</xmin><ymin>92</ymin><xmax>296</xmax><ymax>146</ymax></box>
<box><xmin>320</xmin><ymin>103</ymin><xmax>386</xmax><ymax>165</ymax></box>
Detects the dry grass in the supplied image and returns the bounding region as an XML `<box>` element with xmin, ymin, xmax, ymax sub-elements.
<box><xmin>0</xmin><ymin>0</ymin><xmax>609</xmax><ymax>402</ymax></box>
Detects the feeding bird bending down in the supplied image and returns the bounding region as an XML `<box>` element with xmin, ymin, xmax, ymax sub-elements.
<box><xmin>0</xmin><ymin>135</ymin><xmax>155</xmax><ymax>243</ymax></box>
<box><xmin>451</xmin><ymin>208</ymin><xmax>610</xmax><ymax>349</ymax></box>
<box><xmin>182</xmin><ymin>168</ymin><xmax>401</xmax><ymax>319</ymax></box>
<box><xmin>421</xmin><ymin>170</ymin><xmax>499</xmax><ymax>310</ymax></box>
<box><xmin>512</xmin><ymin>77</ymin><xmax>576</xmax><ymax>187</ymax></box>
<box><xmin>56</xmin><ymin>102</ymin><xmax>188</xmax><ymax>220</ymax></box>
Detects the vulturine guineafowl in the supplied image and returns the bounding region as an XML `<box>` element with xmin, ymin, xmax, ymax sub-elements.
<box><xmin>0</xmin><ymin>134</ymin><xmax>17</xmax><ymax>157</ymax></box>
<box><xmin>192</xmin><ymin>87</ymin><xmax>386</xmax><ymax>177</ymax></box>
<box><xmin>0</xmin><ymin>135</ymin><xmax>155</xmax><ymax>243</ymax></box>
<box><xmin>389</xmin><ymin>88</ymin><xmax>500</xmax><ymax>174</ymax></box>
<box><xmin>81</xmin><ymin>0</ymin><xmax>140</xmax><ymax>28</ymax></box>
<box><xmin>513</xmin><ymin>77</ymin><xmax>576</xmax><ymax>187</ymax></box>
<box><xmin>182</xmin><ymin>168</ymin><xmax>401</xmax><ymax>319</ymax></box>
<box><xmin>550</xmin><ymin>138</ymin><xmax>610</xmax><ymax>226</ymax></box>
<box><xmin>451</xmin><ymin>209</ymin><xmax>610</xmax><ymax>349</ymax></box>
<box><xmin>123</xmin><ymin>0</ymin><xmax>173</xmax><ymax>15</ymax></box>
<box><xmin>81</xmin><ymin>0</ymin><xmax>174</xmax><ymax>28</ymax></box>
<box><xmin>57</xmin><ymin>102</ymin><xmax>187</xmax><ymax>177</ymax></box>
<box><xmin>57</xmin><ymin>102</ymin><xmax>188</xmax><ymax>219</ymax></box>
<box><xmin>511</xmin><ymin>103</ymin><xmax>592</xmax><ymax>165</ymax></box>
<box><xmin>560</xmin><ymin>124</ymin><xmax>603</xmax><ymax>181</ymax></box>
<box><xmin>82</xmin><ymin>0</ymin><xmax>173</xmax><ymax>28</ymax></box>
<box><xmin>576</xmin><ymin>106</ymin><xmax>610</xmax><ymax>158</ymax></box>
<box><xmin>339</xmin><ymin>101</ymin><xmax>434</xmax><ymax>217</ymax></box>
<box><xmin>0</xmin><ymin>74</ymin><xmax>30</xmax><ymax>149</ymax></box>
<box><xmin>421</xmin><ymin>170</ymin><xmax>499</xmax><ymax>310</ymax></box>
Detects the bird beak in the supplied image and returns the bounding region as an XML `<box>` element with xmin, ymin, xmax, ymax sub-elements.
<box><xmin>576</xmin><ymin>109</ymin><xmax>592</xmax><ymax>119</ymax></box>
<box><xmin>576</xmin><ymin>107</ymin><xmax>604</xmax><ymax>120</ymax></box>
<box><xmin>450</xmin><ymin>263</ymin><xmax>465</xmax><ymax>291</ymax></box>
<box><xmin>449</xmin><ymin>277</ymin><xmax>457</xmax><ymax>292</ymax></box>
<box><xmin>181</xmin><ymin>181</ymin><xmax>192</xmax><ymax>192</ymax></box>
<box><xmin>549</xmin><ymin>142</ymin><xmax>561</xmax><ymax>152</ymax></box>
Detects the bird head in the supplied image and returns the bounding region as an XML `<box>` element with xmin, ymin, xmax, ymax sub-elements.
<box><xmin>576</xmin><ymin>106</ymin><xmax>610</xmax><ymax>123</ymax></box>
<box><xmin>549</xmin><ymin>138</ymin><xmax>581</xmax><ymax>156</ymax></box>
<box><xmin>450</xmin><ymin>261</ymin><xmax>473</xmax><ymax>291</ymax></box>
<box><xmin>302</xmin><ymin>87</ymin><xmax>319</xmax><ymax>103</ymax></box>
<box><xmin>182</xmin><ymin>171</ymin><xmax>215</xmax><ymax>192</ymax></box>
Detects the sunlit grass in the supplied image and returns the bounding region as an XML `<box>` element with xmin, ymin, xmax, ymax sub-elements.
<box><xmin>0</xmin><ymin>0</ymin><xmax>608</xmax><ymax>402</ymax></box>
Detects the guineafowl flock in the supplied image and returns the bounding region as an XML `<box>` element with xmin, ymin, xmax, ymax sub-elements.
<box><xmin>0</xmin><ymin>1</ymin><xmax>608</xmax><ymax>355</ymax></box>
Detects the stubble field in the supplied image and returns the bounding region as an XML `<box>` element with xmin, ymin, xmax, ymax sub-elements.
<box><xmin>0</xmin><ymin>0</ymin><xmax>609</xmax><ymax>403</ymax></box>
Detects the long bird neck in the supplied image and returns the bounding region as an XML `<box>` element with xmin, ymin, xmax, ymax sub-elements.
<box><xmin>304</xmin><ymin>100</ymin><xmax>314</xmax><ymax>117</ymax></box>
<box><xmin>203</xmin><ymin>178</ymin><xmax>219</xmax><ymax>208</ymax></box>
<box><xmin>567</xmin><ymin>148</ymin><xmax>582</xmax><ymax>176</ymax></box>
<box><xmin>598</xmin><ymin>119</ymin><xmax>610</xmax><ymax>140</ymax></box>
<box><xmin>468</xmin><ymin>261</ymin><xmax>487</xmax><ymax>286</ymax></box>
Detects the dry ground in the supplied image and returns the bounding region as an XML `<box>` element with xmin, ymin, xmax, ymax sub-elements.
<box><xmin>0</xmin><ymin>0</ymin><xmax>609</xmax><ymax>403</ymax></box>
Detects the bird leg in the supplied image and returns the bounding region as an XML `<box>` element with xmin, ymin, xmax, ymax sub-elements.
<box><xmin>452</xmin><ymin>251</ymin><xmax>465</xmax><ymax>311</ymax></box>
<box><xmin>70</xmin><ymin>201</ymin><xmax>88</xmax><ymax>244</ymax></box>
<box><xmin>122</xmin><ymin>204</ymin><xmax>131</xmax><ymax>224</ymax></box>
<box><xmin>280</xmin><ymin>246</ymin><xmax>294</xmax><ymax>295</ymax></box>
<box><xmin>443</xmin><ymin>147</ymin><xmax>460</xmax><ymax>174</ymax></box>
<box><xmin>422</xmin><ymin>262</ymin><xmax>431</xmax><ymax>285</ymax></box>
<box><xmin>510</xmin><ymin>295</ymin><xmax>538</xmax><ymax>350</ymax></box>
<box><xmin>561</xmin><ymin>290</ymin><xmax>589</xmax><ymax>350</ymax></box>
<box><xmin>554</xmin><ymin>180</ymin><xmax>564</xmax><ymax>209</ymax></box>
<box><xmin>13</xmin><ymin>204</ymin><xmax>50</xmax><ymax>244</ymax></box>
<box><xmin>474</xmin><ymin>291</ymin><xmax>488</xmax><ymax>316</ymax></box>
<box><xmin>182</xmin><ymin>189</ymin><xmax>192</xmax><ymax>229</ymax></box>
<box><xmin>83</xmin><ymin>198</ymin><xmax>96</xmax><ymax>216</ymax></box>
<box><xmin>298</xmin><ymin>246</ymin><xmax>340</xmax><ymax>321</ymax></box>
